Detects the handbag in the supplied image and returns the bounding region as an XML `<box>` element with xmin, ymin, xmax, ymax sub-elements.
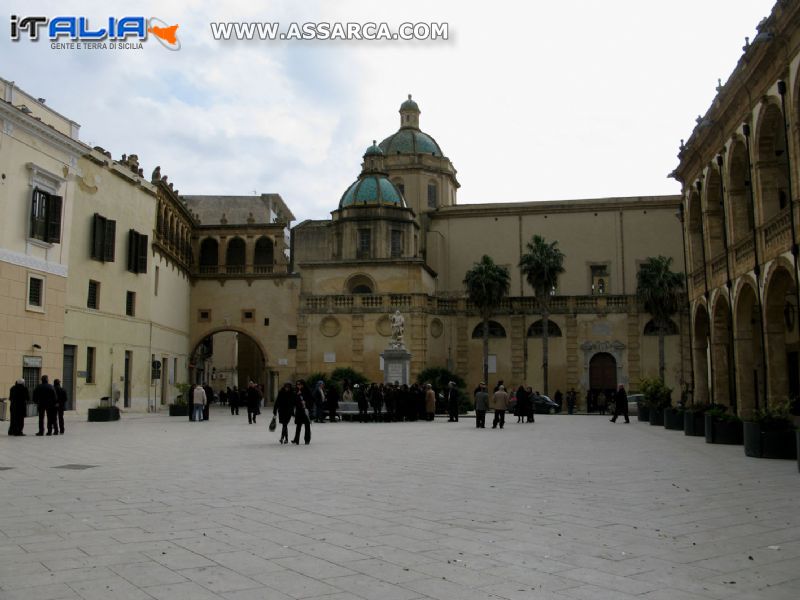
<box><xmin>268</xmin><ymin>416</ymin><xmax>276</xmax><ymax>431</ymax></box>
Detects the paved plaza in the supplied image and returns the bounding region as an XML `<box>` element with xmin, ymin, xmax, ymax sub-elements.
<box><xmin>1</xmin><ymin>409</ymin><xmax>799</xmax><ymax>600</ymax></box>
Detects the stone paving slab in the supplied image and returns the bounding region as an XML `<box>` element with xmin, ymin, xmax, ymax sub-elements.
<box><xmin>1</xmin><ymin>409</ymin><xmax>799</xmax><ymax>599</ymax></box>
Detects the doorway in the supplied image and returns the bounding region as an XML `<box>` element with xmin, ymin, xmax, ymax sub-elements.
<box><xmin>124</xmin><ymin>351</ymin><xmax>132</xmax><ymax>408</ymax></box>
<box><xmin>62</xmin><ymin>345</ymin><xmax>76</xmax><ymax>410</ymax></box>
<box><xmin>589</xmin><ymin>352</ymin><xmax>617</xmax><ymax>393</ymax></box>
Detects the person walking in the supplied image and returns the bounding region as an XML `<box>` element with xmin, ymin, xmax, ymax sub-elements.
<box><xmin>292</xmin><ymin>382</ymin><xmax>312</xmax><ymax>444</ymax></box>
<box><xmin>247</xmin><ymin>381</ymin><xmax>262</xmax><ymax>424</ymax></box>
<box><xmin>446</xmin><ymin>381</ymin><xmax>459</xmax><ymax>422</ymax></box>
<box><xmin>356</xmin><ymin>384</ymin><xmax>369</xmax><ymax>422</ymax></box>
<box><xmin>192</xmin><ymin>384</ymin><xmax>206</xmax><ymax>423</ymax></box>
<box><xmin>515</xmin><ymin>385</ymin><xmax>528</xmax><ymax>423</ymax></box>
<box><xmin>273</xmin><ymin>382</ymin><xmax>295</xmax><ymax>444</ymax></box>
<box><xmin>491</xmin><ymin>384</ymin><xmax>509</xmax><ymax>429</ymax></box>
<box><xmin>424</xmin><ymin>383</ymin><xmax>436</xmax><ymax>421</ymax></box>
<box><xmin>526</xmin><ymin>386</ymin><xmax>536</xmax><ymax>423</ymax></box>
<box><xmin>312</xmin><ymin>380</ymin><xmax>326</xmax><ymax>423</ymax></box>
<box><xmin>8</xmin><ymin>378</ymin><xmax>28</xmax><ymax>436</ymax></box>
<box><xmin>567</xmin><ymin>388</ymin><xmax>576</xmax><ymax>414</ymax></box>
<box><xmin>53</xmin><ymin>379</ymin><xmax>67</xmax><ymax>435</ymax></box>
<box><xmin>474</xmin><ymin>382</ymin><xmax>489</xmax><ymax>428</ymax></box>
<box><xmin>229</xmin><ymin>386</ymin><xmax>239</xmax><ymax>415</ymax></box>
<box><xmin>33</xmin><ymin>375</ymin><xmax>57</xmax><ymax>436</ymax></box>
<box><xmin>610</xmin><ymin>384</ymin><xmax>630</xmax><ymax>423</ymax></box>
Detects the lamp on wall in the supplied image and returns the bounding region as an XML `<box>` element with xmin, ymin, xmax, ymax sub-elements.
<box><xmin>32</xmin><ymin>343</ymin><xmax>42</xmax><ymax>350</ymax></box>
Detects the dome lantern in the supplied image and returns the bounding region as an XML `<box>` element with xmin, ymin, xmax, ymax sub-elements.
<box><xmin>399</xmin><ymin>94</ymin><xmax>420</xmax><ymax>129</ymax></box>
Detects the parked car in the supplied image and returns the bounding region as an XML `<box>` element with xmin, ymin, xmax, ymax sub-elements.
<box><xmin>533</xmin><ymin>395</ymin><xmax>559</xmax><ymax>414</ymax></box>
<box><xmin>627</xmin><ymin>393</ymin><xmax>643</xmax><ymax>416</ymax></box>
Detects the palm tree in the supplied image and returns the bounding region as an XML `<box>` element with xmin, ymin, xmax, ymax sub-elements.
<box><xmin>637</xmin><ymin>256</ymin><xmax>684</xmax><ymax>381</ymax></box>
<box><xmin>463</xmin><ymin>255</ymin><xmax>511</xmax><ymax>387</ymax></box>
<box><xmin>519</xmin><ymin>235</ymin><xmax>565</xmax><ymax>395</ymax></box>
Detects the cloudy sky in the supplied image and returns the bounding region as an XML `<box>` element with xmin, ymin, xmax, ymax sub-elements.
<box><xmin>4</xmin><ymin>0</ymin><xmax>776</xmax><ymax>222</ymax></box>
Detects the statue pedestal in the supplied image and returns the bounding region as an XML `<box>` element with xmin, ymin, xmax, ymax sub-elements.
<box><xmin>381</xmin><ymin>346</ymin><xmax>412</xmax><ymax>385</ymax></box>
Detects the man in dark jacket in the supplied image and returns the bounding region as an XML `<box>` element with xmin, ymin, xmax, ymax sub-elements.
<box><xmin>33</xmin><ymin>375</ymin><xmax>57</xmax><ymax>435</ymax></box>
<box><xmin>273</xmin><ymin>382</ymin><xmax>295</xmax><ymax>444</ymax></box>
<box><xmin>53</xmin><ymin>378</ymin><xmax>68</xmax><ymax>434</ymax></box>
<box><xmin>246</xmin><ymin>381</ymin><xmax>262</xmax><ymax>424</ymax></box>
<box><xmin>202</xmin><ymin>384</ymin><xmax>214</xmax><ymax>421</ymax></box>
<box><xmin>8</xmin><ymin>379</ymin><xmax>28</xmax><ymax>436</ymax></box>
<box><xmin>446</xmin><ymin>381</ymin><xmax>459</xmax><ymax>422</ymax></box>
<box><xmin>610</xmin><ymin>384</ymin><xmax>630</xmax><ymax>423</ymax></box>
<box><xmin>292</xmin><ymin>381</ymin><xmax>311</xmax><ymax>444</ymax></box>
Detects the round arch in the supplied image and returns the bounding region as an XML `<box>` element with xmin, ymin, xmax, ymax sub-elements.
<box><xmin>471</xmin><ymin>321</ymin><xmax>507</xmax><ymax>339</ymax></box>
<box><xmin>345</xmin><ymin>273</ymin><xmax>377</xmax><ymax>295</ymax></box>
<box><xmin>727</xmin><ymin>138</ymin><xmax>753</xmax><ymax>244</ymax></box>
<box><xmin>189</xmin><ymin>327</ymin><xmax>269</xmax><ymax>392</ymax></box>
<box><xmin>527</xmin><ymin>319</ymin><xmax>562</xmax><ymax>338</ymax></box>
<box><xmin>763</xmin><ymin>262</ymin><xmax>797</xmax><ymax>406</ymax></box>
<box><xmin>754</xmin><ymin>99</ymin><xmax>790</xmax><ymax>223</ymax></box>
<box><xmin>687</xmin><ymin>189</ymin><xmax>704</xmax><ymax>275</ymax></box>
<box><xmin>589</xmin><ymin>352</ymin><xmax>617</xmax><ymax>394</ymax></box>
<box><xmin>702</xmin><ymin>165</ymin><xmax>725</xmax><ymax>262</ymax></box>
<box><xmin>733</xmin><ymin>278</ymin><xmax>764</xmax><ymax>417</ymax></box>
<box><xmin>711</xmin><ymin>293</ymin><xmax>735</xmax><ymax>409</ymax></box>
<box><xmin>693</xmin><ymin>302</ymin><xmax>711</xmax><ymax>405</ymax></box>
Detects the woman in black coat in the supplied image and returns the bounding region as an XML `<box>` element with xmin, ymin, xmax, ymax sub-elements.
<box><xmin>292</xmin><ymin>380</ymin><xmax>312</xmax><ymax>444</ymax></box>
<box><xmin>515</xmin><ymin>386</ymin><xmax>528</xmax><ymax>423</ymax></box>
<box><xmin>8</xmin><ymin>379</ymin><xmax>29</xmax><ymax>436</ymax></box>
<box><xmin>273</xmin><ymin>382</ymin><xmax>295</xmax><ymax>444</ymax></box>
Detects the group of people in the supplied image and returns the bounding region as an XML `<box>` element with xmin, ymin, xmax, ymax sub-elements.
<box><xmin>7</xmin><ymin>375</ymin><xmax>67</xmax><ymax>436</ymax></box>
<box><xmin>272</xmin><ymin>380</ymin><xmax>314</xmax><ymax>444</ymax></box>
<box><xmin>472</xmin><ymin>381</ymin><xmax>521</xmax><ymax>429</ymax></box>
<box><xmin>190</xmin><ymin>381</ymin><xmax>265</xmax><ymax>424</ymax></box>
<box><xmin>345</xmin><ymin>381</ymin><xmax>456</xmax><ymax>423</ymax></box>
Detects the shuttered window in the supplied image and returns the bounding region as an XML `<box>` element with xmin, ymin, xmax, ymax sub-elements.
<box><xmin>30</xmin><ymin>188</ymin><xmax>63</xmax><ymax>243</ymax></box>
<box><xmin>90</xmin><ymin>213</ymin><xmax>116</xmax><ymax>262</ymax></box>
<box><xmin>127</xmin><ymin>230</ymin><xmax>149</xmax><ymax>274</ymax></box>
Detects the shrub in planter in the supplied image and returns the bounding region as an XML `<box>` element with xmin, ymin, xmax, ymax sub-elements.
<box><xmin>169</xmin><ymin>383</ymin><xmax>191</xmax><ymax>417</ymax></box>
<box><xmin>704</xmin><ymin>406</ymin><xmax>743</xmax><ymax>445</ymax></box>
<box><xmin>664</xmin><ymin>407</ymin><xmax>684</xmax><ymax>430</ymax></box>
<box><xmin>87</xmin><ymin>406</ymin><xmax>120</xmax><ymax>422</ymax></box>
<box><xmin>743</xmin><ymin>402</ymin><xmax>797</xmax><ymax>460</ymax></box>
<box><xmin>637</xmin><ymin>402</ymin><xmax>650</xmax><ymax>422</ymax></box>
<box><xmin>683</xmin><ymin>404</ymin><xmax>708</xmax><ymax>436</ymax></box>
<box><xmin>641</xmin><ymin>377</ymin><xmax>671</xmax><ymax>426</ymax></box>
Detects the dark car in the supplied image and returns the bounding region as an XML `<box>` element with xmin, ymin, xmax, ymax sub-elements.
<box><xmin>533</xmin><ymin>395</ymin><xmax>559</xmax><ymax>414</ymax></box>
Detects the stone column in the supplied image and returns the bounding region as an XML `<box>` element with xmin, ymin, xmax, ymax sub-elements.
<box><xmin>351</xmin><ymin>314</ymin><xmax>364</xmax><ymax>373</ymax></box>
<box><xmin>510</xmin><ymin>314</ymin><xmax>525</xmax><ymax>384</ymax></box>
<box><xmin>626</xmin><ymin>309</ymin><xmax>641</xmax><ymax>386</ymax></box>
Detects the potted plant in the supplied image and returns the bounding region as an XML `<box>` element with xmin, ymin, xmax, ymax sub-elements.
<box><xmin>684</xmin><ymin>404</ymin><xmax>708</xmax><ymax>437</ymax></box>
<box><xmin>87</xmin><ymin>396</ymin><xmax>120</xmax><ymax>422</ymax></box>
<box><xmin>169</xmin><ymin>383</ymin><xmax>191</xmax><ymax>417</ymax></box>
<box><xmin>704</xmin><ymin>405</ymin><xmax>743</xmax><ymax>445</ymax></box>
<box><xmin>743</xmin><ymin>402</ymin><xmax>797</xmax><ymax>460</ymax></box>
<box><xmin>636</xmin><ymin>397</ymin><xmax>650</xmax><ymax>422</ymax></box>
<box><xmin>640</xmin><ymin>378</ymin><xmax>671</xmax><ymax>426</ymax></box>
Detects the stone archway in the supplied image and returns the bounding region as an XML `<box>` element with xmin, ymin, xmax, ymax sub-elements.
<box><xmin>190</xmin><ymin>328</ymin><xmax>268</xmax><ymax>394</ymax></box>
<box><xmin>711</xmin><ymin>294</ymin><xmax>735</xmax><ymax>410</ymax></box>
<box><xmin>733</xmin><ymin>281</ymin><xmax>764</xmax><ymax>418</ymax></box>
<box><xmin>589</xmin><ymin>352</ymin><xmax>617</xmax><ymax>393</ymax></box>
<box><xmin>764</xmin><ymin>264</ymin><xmax>797</xmax><ymax>407</ymax></box>
<box><xmin>581</xmin><ymin>340</ymin><xmax>625</xmax><ymax>391</ymax></box>
<box><xmin>693</xmin><ymin>303</ymin><xmax>711</xmax><ymax>406</ymax></box>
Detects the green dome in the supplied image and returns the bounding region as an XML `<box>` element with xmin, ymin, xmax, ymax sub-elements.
<box><xmin>400</xmin><ymin>94</ymin><xmax>419</xmax><ymax>112</ymax></box>
<box><xmin>339</xmin><ymin>175</ymin><xmax>405</xmax><ymax>208</ymax></box>
<box><xmin>379</xmin><ymin>129</ymin><xmax>442</xmax><ymax>156</ymax></box>
<box><xmin>364</xmin><ymin>140</ymin><xmax>384</xmax><ymax>157</ymax></box>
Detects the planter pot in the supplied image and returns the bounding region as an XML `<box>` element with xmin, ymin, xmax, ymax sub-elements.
<box><xmin>684</xmin><ymin>411</ymin><xmax>705</xmax><ymax>436</ymax></box>
<box><xmin>664</xmin><ymin>408</ymin><xmax>684</xmax><ymax>430</ymax></box>
<box><xmin>87</xmin><ymin>407</ymin><xmax>120</xmax><ymax>422</ymax></box>
<box><xmin>797</xmin><ymin>431</ymin><xmax>800</xmax><ymax>473</ymax></box>
<box><xmin>637</xmin><ymin>403</ymin><xmax>650</xmax><ymax>422</ymax></box>
<box><xmin>169</xmin><ymin>404</ymin><xmax>188</xmax><ymax>417</ymax></box>
<box><xmin>743</xmin><ymin>421</ymin><xmax>797</xmax><ymax>459</ymax></box>
<box><xmin>649</xmin><ymin>408</ymin><xmax>664</xmax><ymax>426</ymax></box>
<box><xmin>704</xmin><ymin>414</ymin><xmax>743</xmax><ymax>445</ymax></box>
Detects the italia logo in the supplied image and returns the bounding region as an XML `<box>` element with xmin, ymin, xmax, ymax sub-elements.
<box><xmin>10</xmin><ymin>15</ymin><xmax>181</xmax><ymax>50</ymax></box>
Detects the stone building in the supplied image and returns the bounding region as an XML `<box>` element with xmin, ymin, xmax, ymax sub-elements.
<box><xmin>673</xmin><ymin>0</ymin><xmax>800</xmax><ymax>417</ymax></box>
<box><xmin>1</xmin><ymin>88</ymin><xmax>691</xmax><ymax>413</ymax></box>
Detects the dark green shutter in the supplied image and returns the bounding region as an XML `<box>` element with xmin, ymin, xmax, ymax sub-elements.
<box><xmin>45</xmin><ymin>193</ymin><xmax>62</xmax><ymax>243</ymax></box>
<box><xmin>127</xmin><ymin>230</ymin><xmax>137</xmax><ymax>272</ymax></box>
<box><xmin>103</xmin><ymin>220</ymin><xmax>116</xmax><ymax>262</ymax></box>
<box><xmin>137</xmin><ymin>234</ymin><xmax>148</xmax><ymax>273</ymax></box>
<box><xmin>91</xmin><ymin>214</ymin><xmax>104</xmax><ymax>260</ymax></box>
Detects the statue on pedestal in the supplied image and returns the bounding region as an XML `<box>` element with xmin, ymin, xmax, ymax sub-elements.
<box><xmin>390</xmin><ymin>310</ymin><xmax>405</xmax><ymax>348</ymax></box>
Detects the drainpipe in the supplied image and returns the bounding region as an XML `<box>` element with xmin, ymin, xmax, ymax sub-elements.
<box><xmin>777</xmin><ymin>81</ymin><xmax>800</xmax><ymax>402</ymax></box>
<box><xmin>716</xmin><ymin>154</ymin><xmax>738</xmax><ymax>411</ymax></box>
<box><xmin>742</xmin><ymin>123</ymin><xmax>769</xmax><ymax>409</ymax></box>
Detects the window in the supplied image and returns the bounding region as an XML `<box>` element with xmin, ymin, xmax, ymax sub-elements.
<box><xmin>86</xmin><ymin>346</ymin><xmax>95</xmax><ymax>384</ymax></box>
<box><xmin>87</xmin><ymin>280</ymin><xmax>100</xmax><ymax>309</ymax></box>
<box><xmin>390</xmin><ymin>230</ymin><xmax>403</xmax><ymax>258</ymax></box>
<box><xmin>471</xmin><ymin>321</ymin><xmax>507</xmax><ymax>338</ymax></box>
<box><xmin>30</xmin><ymin>188</ymin><xmax>63</xmax><ymax>243</ymax></box>
<box><xmin>27</xmin><ymin>275</ymin><xmax>44</xmax><ymax>311</ymax></box>
<box><xmin>198</xmin><ymin>309</ymin><xmax>211</xmax><ymax>322</ymax></box>
<box><xmin>127</xmin><ymin>230</ymin><xmax>149</xmax><ymax>273</ymax></box>
<box><xmin>393</xmin><ymin>179</ymin><xmax>405</xmax><ymax>196</ymax></box>
<box><xmin>126</xmin><ymin>291</ymin><xmax>136</xmax><ymax>317</ymax></box>
<box><xmin>91</xmin><ymin>214</ymin><xmax>116</xmax><ymax>262</ymax></box>
<box><xmin>288</xmin><ymin>335</ymin><xmax>298</xmax><ymax>350</ymax></box>
<box><xmin>242</xmin><ymin>309</ymin><xmax>255</xmax><ymax>323</ymax></box>
<box><xmin>427</xmin><ymin>182</ymin><xmax>438</xmax><ymax>208</ymax></box>
<box><xmin>357</xmin><ymin>229</ymin><xmax>371</xmax><ymax>258</ymax></box>
<box><xmin>590</xmin><ymin>265</ymin><xmax>609</xmax><ymax>295</ymax></box>
<box><xmin>527</xmin><ymin>319</ymin><xmax>563</xmax><ymax>338</ymax></box>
